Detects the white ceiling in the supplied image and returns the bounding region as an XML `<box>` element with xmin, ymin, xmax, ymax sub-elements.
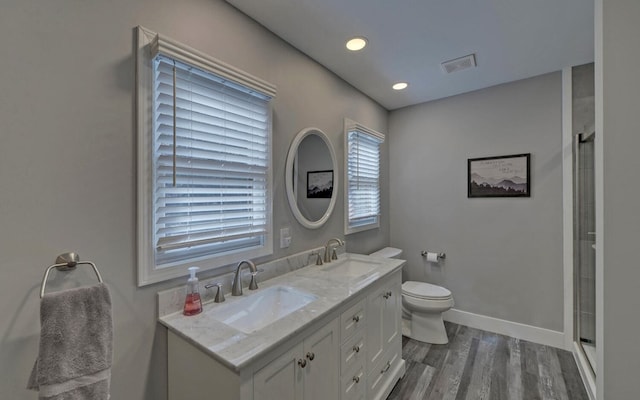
<box><xmin>226</xmin><ymin>0</ymin><xmax>594</xmax><ymax>110</ymax></box>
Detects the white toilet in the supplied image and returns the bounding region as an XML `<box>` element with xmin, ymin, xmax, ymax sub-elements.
<box><xmin>369</xmin><ymin>247</ymin><xmax>454</xmax><ymax>344</ymax></box>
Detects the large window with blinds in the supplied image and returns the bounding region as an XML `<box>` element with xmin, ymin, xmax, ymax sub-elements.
<box><xmin>136</xmin><ymin>27</ymin><xmax>276</xmax><ymax>285</ymax></box>
<box><xmin>344</xmin><ymin>119</ymin><xmax>385</xmax><ymax>234</ymax></box>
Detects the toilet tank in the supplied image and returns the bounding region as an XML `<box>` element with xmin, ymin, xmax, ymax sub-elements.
<box><xmin>369</xmin><ymin>247</ymin><xmax>403</xmax><ymax>259</ymax></box>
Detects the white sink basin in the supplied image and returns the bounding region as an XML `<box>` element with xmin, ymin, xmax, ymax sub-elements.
<box><xmin>320</xmin><ymin>258</ymin><xmax>380</xmax><ymax>277</ymax></box>
<box><xmin>209</xmin><ymin>285</ymin><xmax>317</xmax><ymax>334</ymax></box>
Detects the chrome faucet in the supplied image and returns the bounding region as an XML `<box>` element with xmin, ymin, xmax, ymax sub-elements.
<box><xmin>324</xmin><ymin>238</ymin><xmax>345</xmax><ymax>263</ymax></box>
<box><xmin>232</xmin><ymin>260</ymin><xmax>258</xmax><ymax>296</ymax></box>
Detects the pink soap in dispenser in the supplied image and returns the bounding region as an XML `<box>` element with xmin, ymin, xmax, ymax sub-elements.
<box><xmin>183</xmin><ymin>266</ymin><xmax>203</xmax><ymax>316</ymax></box>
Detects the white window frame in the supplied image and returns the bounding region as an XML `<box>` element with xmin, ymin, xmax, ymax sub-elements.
<box><xmin>344</xmin><ymin>118</ymin><xmax>385</xmax><ymax>235</ymax></box>
<box><xmin>136</xmin><ymin>26</ymin><xmax>275</xmax><ymax>286</ymax></box>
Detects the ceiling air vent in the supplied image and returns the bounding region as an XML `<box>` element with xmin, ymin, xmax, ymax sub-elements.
<box><xmin>441</xmin><ymin>54</ymin><xmax>477</xmax><ymax>74</ymax></box>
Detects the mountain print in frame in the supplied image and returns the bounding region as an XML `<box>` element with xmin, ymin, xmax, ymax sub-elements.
<box><xmin>307</xmin><ymin>170</ymin><xmax>334</xmax><ymax>198</ymax></box>
<box><xmin>468</xmin><ymin>153</ymin><xmax>530</xmax><ymax>198</ymax></box>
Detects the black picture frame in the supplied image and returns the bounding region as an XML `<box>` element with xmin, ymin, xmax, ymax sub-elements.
<box><xmin>307</xmin><ymin>170</ymin><xmax>334</xmax><ymax>198</ymax></box>
<box><xmin>468</xmin><ymin>153</ymin><xmax>531</xmax><ymax>198</ymax></box>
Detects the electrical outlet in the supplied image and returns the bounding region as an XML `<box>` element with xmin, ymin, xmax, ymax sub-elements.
<box><xmin>280</xmin><ymin>227</ymin><xmax>291</xmax><ymax>248</ymax></box>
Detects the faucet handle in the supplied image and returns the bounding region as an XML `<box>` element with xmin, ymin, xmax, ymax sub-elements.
<box><xmin>331</xmin><ymin>248</ymin><xmax>338</xmax><ymax>260</ymax></box>
<box><xmin>314</xmin><ymin>251</ymin><xmax>324</xmax><ymax>265</ymax></box>
<box><xmin>308</xmin><ymin>251</ymin><xmax>324</xmax><ymax>266</ymax></box>
<box><xmin>249</xmin><ymin>273</ymin><xmax>259</xmax><ymax>290</ymax></box>
<box><xmin>205</xmin><ymin>282</ymin><xmax>225</xmax><ymax>303</ymax></box>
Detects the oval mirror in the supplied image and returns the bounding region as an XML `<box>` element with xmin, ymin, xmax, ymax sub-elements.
<box><xmin>285</xmin><ymin>127</ymin><xmax>338</xmax><ymax>229</ymax></box>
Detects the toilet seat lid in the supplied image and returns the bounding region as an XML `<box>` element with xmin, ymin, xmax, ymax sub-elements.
<box><xmin>402</xmin><ymin>281</ymin><xmax>452</xmax><ymax>300</ymax></box>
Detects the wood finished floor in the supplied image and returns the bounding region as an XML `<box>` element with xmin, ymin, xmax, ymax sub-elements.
<box><xmin>388</xmin><ymin>322</ymin><xmax>589</xmax><ymax>400</ymax></box>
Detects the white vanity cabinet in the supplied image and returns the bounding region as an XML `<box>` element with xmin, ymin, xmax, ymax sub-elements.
<box><xmin>337</xmin><ymin>272</ymin><xmax>402</xmax><ymax>400</ymax></box>
<box><xmin>166</xmin><ymin>265</ymin><xmax>404</xmax><ymax>400</ymax></box>
<box><xmin>254</xmin><ymin>317</ymin><xmax>340</xmax><ymax>400</ymax></box>
<box><xmin>167</xmin><ymin>317</ymin><xmax>339</xmax><ymax>400</ymax></box>
<box><xmin>253</xmin><ymin>342</ymin><xmax>303</xmax><ymax>400</ymax></box>
<box><xmin>338</xmin><ymin>298</ymin><xmax>367</xmax><ymax>400</ymax></box>
<box><xmin>365</xmin><ymin>275</ymin><xmax>402</xmax><ymax>400</ymax></box>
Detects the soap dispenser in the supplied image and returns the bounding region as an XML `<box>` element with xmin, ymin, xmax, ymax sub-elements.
<box><xmin>183</xmin><ymin>266</ymin><xmax>203</xmax><ymax>316</ymax></box>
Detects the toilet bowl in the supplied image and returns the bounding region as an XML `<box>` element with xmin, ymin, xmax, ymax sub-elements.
<box><xmin>369</xmin><ymin>247</ymin><xmax>454</xmax><ymax>344</ymax></box>
<box><xmin>401</xmin><ymin>281</ymin><xmax>454</xmax><ymax>344</ymax></box>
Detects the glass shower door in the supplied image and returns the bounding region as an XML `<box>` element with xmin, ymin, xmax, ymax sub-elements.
<box><xmin>573</xmin><ymin>130</ymin><xmax>596</xmax><ymax>374</ymax></box>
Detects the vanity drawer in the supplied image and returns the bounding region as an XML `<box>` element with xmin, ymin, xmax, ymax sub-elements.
<box><xmin>340</xmin><ymin>299</ymin><xmax>366</xmax><ymax>342</ymax></box>
<box><xmin>367</xmin><ymin>347</ymin><xmax>401</xmax><ymax>400</ymax></box>
<box><xmin>341</xmin><ymin>363</ymin><xmax>365</xmax><ymax>400</ymax></box>
<box><xmin>341</xmin><ymin>331</ymin><xmax>366</xmax><ymax>374</ymax></box>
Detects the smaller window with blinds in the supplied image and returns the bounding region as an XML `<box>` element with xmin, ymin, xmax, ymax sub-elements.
<box><xmin>136</xmin><ymin>27</ymin><xmax>276</xmax><ymax>285</ymax></box>
<box><xmin>344</xmin><ymin>119</ymin><xmax>385</xmax><ymax>235</ymax></box>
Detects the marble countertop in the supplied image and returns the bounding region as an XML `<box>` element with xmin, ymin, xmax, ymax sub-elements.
<box><xmin>159</xmin><ymin>253</ymin><xmax>405</xmax><ymax>372</ymax></box>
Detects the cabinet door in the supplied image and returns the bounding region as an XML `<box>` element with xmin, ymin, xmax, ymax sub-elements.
<box><xmin>366</xmin><ymin>274</ymin><xmax>402</xmax><ymax>373</ymax></box>
<box><xmin>382</xmin><ymin>280</ymin><xmax>401</xmax><ymax>349</ymax></box>
<box><xmin>302</xmin><ymin>318</ymin><xmax>340</xmax><ymax>400</ymax></box>
<box><xmin>254</xmin><ymin>342</ymin><xmax>304</xmax><ymax>400</ymax></box>
<box><xmin>365</xmin><ymin>284</ymin><xmax>386</xmax><ymax>371</ymax></box>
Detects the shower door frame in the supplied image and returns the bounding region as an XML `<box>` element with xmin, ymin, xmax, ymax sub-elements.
<box><xmin>572</xmin><ymin>130</ymin><xmax>596</xmax><ymax>377</ymax></box>
<box><xmin>562</xmin><ymin>66</ymin><xmax>596</xmax><ymax>400</ymax></box>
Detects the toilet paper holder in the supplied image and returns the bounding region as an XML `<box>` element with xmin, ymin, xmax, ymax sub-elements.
<box><xmin>421</xmin><ymin>251</ymin><xmax>446</xmax><ymax>260</ymax></box>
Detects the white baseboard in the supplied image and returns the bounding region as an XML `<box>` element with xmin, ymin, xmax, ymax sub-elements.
<box><xmin>443</xmin><ymin>308</ymin><xmax>566</xmax><ymax>349</ymax></box>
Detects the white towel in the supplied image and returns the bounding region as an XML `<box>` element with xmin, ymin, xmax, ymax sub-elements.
<box><xmin>28</xmin><ymin>283</ymin><xmax>113</xmax><ymax>400</ymax></box>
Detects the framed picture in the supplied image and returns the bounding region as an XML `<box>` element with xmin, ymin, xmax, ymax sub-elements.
<box><xmin>307</xmin><ymin>170</ymin><xmax>334</xmax><ymax>198</ymax></box>
<box><xmin>468</xmin><ymin>153</ymin><xmax>530</xmax><ymax>198</ymax></box>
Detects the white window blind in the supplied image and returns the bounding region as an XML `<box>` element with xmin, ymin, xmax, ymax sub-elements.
<box><xmin>152</xmin><ymin>55</ymin><xmax>271</xmax><ymax>266</ymax></box>
<box><xmin>345</xmin><ymin>121</ymin><xmax>384</xmax><ymax>234</ymax></box>
<box><xmin>137</xmin><ymin>27</ymin><xmax>276</xmax><ymax>285</ymax></box>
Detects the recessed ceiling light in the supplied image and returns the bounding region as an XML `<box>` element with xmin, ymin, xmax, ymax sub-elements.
<box><xmin>346</xmin><ymin>37</ymin><xmax>368</xmax><ymax>51</ymax></box>
<box><xmin>392</xmin><ymin>82</ymin><xmax>408</xmax><ymax>90</ymax></box>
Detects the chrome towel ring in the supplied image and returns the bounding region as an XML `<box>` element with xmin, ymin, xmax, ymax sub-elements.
<box><xmin>40</xmin><ymin>252</ymin><xmax>103</xmax><ymax>298</ymax></box>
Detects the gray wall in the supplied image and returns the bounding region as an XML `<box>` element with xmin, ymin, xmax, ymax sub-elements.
<box><xmin>0</xmin><ymin>1</ymin><xmax>388</xmax><ymax>399</ymax></box>
<box><xmin>389</xmin><ymin>72</ymin><xmax>564</xmax><ymax>331</ymax></box>
<box><xmin>598</xmin><ymin>0</ymin><xmax>640</xmax><ymax>398</ymax></box>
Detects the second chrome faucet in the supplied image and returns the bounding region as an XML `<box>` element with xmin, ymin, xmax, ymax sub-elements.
<box><xmin>324</xmin><ymin>238</ymin><xmax>345</xmax><ymax>263</ymax></box>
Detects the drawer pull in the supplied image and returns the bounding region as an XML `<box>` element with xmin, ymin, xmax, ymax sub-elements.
<box><xmin>352</xmin><ymin>376</ymin><xmax>360</xmax><ymax>384</ymax></box>
<box><xmin>298</xmin><ymin>359</ymin><xmax>307</xmax><ymax>368</ymax></box>
<box><xmin>383</xmin><ymin>291</ymin><xmax>393</xmax><ymax>299</ymax></box>
<box><xmin>381</xmin><ymin>361</ymin><xmax>391</xmax><ymax>374</ymax></box>
<box><xmin>352</xmin><ymin>315</ymin><xmax>360</xmax><ymax>323</ymax></box>
<box><xmin>306</xmin><ymin>352</ymin><xmax>315</xmax><ymax>361</ymax></box>
<box><xmin>352</xmin><ymin>345</ymin><xmax>361</xmax><ymax>353</ymax></box>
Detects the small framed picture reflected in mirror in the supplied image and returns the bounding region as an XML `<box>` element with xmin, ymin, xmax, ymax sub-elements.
<box><xmin>307</xmin><ymin>170</ymin><xmax>333</xmax><ymax>198</ymax></box>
